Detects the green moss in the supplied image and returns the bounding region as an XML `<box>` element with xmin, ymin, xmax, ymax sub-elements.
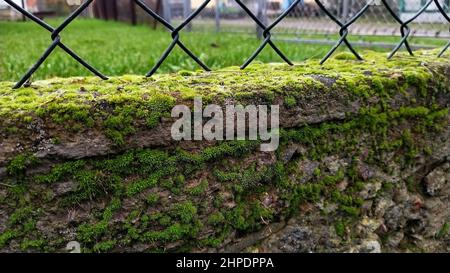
<box><xmin>171</xmin><ymin>201</ymin><xmax>197</xmax><ymax>224</ymax></box>
<box><xmin>77</xmin><ymin>199</ymin><xmax>121</xmax><ymax>244</ymax></box>
<box><xmin>6</xmin><ymin>126</ymin><xmax>19</xmax><ymax>134</ymax></box>
<box><xmin>201</xmin><ymin>141</ymin><xmax>260</xmax><ymax>162</ymax></box>
<box><xmin>138</xmin><ymin>202</ymin><xmax>202</xmax><ymax>246</ymax></box>
<box><xmin>7</xmin><ymin>154</ymin><xmax>38</xmax><ymax>176</ymax></box>
<box><xmin>142</xmin><ymin>222</ymin><xmax>200</xmax><ymax>243</ymax></box>
<box><xmin>322</xmin><ymin>170</ymin><xmax>345</xmax><ymax>185</ymax></box>
<box><xmin>36</xmin><ymin>161</ymin><xmax>85</xmax><ymax>184</ymax></box>
<box><xmin>0</xmin><ymin>205</ymin><xmax>45</xmax><ymax>250</ymax></box>
<box><xmin>102</xmin><ymin>198</ymin><xmax>122</xmax><ymax>220</ymax></box>
<box><xmin>9</xmin><ymin>207</ymin><xmax>34</xmax><ymax>226</ymax></box>
<box><xmin>404</xmin><ymin>70</ymin><xmax>432</xmax><ymax>97</ymax></box>
<box><xmin>334</xmin><ymin>221</ymin><xmax>346</xmax><ymax>238</ymax></box>
<box><xmin>313</xmin><ymin>168</ymin><xmax>321</xmax><ymax>177</ymax></box>
<box><xmin>0</xmin><ymin>230</ymin><xmax>19</xmax><ymax>247</ymax></box>
<box><xmin>214</xmin><ymin>163</ymin><xmax>279</xmax><ymax>194</ymax></box>
<box><xmin>225</xmin><ymin>201</ymin><xmax>273</xmax><ymax>232</ymax></box>
<box><xmin>93</xmin><ymin>240</ymin><xmax>116</xmax><ymax>253</ymax></box>
<box><xmin>282</xmin><ymin>105</ymin><xmax>448</xmax><ymax>164</ymax></box>
<box><xmin>0</xmin><ymin>50</ymin><xmax>447</xmax><ymax>140</ymax></box>
<box><xmin>20</xmin><ymin>238</ymin><xmax>46</xmax><ymax>251</ymax></box>
<box><xmin>174</xmin><ymin>174</ymin><xmax>186</xmax><ymax>187</ymax></box>
<box><xmin>332</xmin><ymin>190</ymin><xmax>363</xmax><ymax>217</ymax></box>
<box><xmin>382</xmin><ymin>181</ymin><xmax>394</xmax><ymax>192</ymax></box>
<box><xmin>208</xmin><ymin>212</ymin><xmax>225</xmax><ymax>226</ymax></box>
<box><xmin>436</xmin><ymin>223</ymin><xmax>449</xmax><ymax>239</ymax></box>
<box><xmin>126</xmin><ymin>176</ymin><xmax>158</xmax><ymax>197</ymax></box>
<box><xmin>22</xmin><ymin>116</ymin><xmax>33</xmax><ymax>123</ymax></box>
<box><xmin>103</xmin><ymin>104</ymin><xmax>140</xmax><ymax>145</ymax></box>
<box><xmin>146</xmin><ymin>193</ymin><xmax>160</xmax><ymax>206</ymax></box>
<box><xmin>339</xmin><ymin>205</ymin><xmax>360</xmax><ymax>217</ymax></box>
<box><xmin>161</xmin><ymin>178</ymin><xmax>175</xmax><ymax>191</ymax></box>
<box><xmin>70</xmin><ymin>171</ymin><xmax>108</xmax><ymax>202</ymax></box>
<box><xmin>284</xmin><ymin>96</ymin><xmax>297</xmax><ymax>108</ymax></box>
<box><xmin>333</xmin><ymin>51</ymin><xmax>359</xmax><ymax>61</ymax></box>
<box><xmin>213</xmin><ymin>195</ymin><xmax>224</xmax><ymax>208</ymax></box>
<box><xmin>143</xmin><ymin>94</ymin><xmax>176</xmax><ymax>129</ymax></box>
<box><xmin>158</xmin><ymin>215</ymin><xmax>172</xmax><ymax>227</ymax></box>
<box><xmin>136</xmin><ymin>150</ymin><xmax>174</xmax><ymax>175</ymax></box>
<box><xmin>1</xmin><ymin>51</ymin><xmax>449</xmax><ymax>252</ymax></box>
<box><xmin>187</xmin><ymin>180</ymin><xmax>208</xmax><ymax>196</ymax></box>
<box><xmin>77</xmin><ymin>221</ymin><xmax>109</xmax><ymax>244</ymax></box>
<box><xmin>105</xmin><ymin>129</ymin><xmax>126</xmax><ymax>146</ymax></box>
<box><xmin>178</xmin><ymin>70</ymin><xmax>195</xmax><ymax>77</ymax></box>
<box><xmin>99</xmin><ymin>151</ymin><xmax>135</xmax><ymax>176</ymax></box>
<box><xmin>293</xmin><ymin>183</ymin><xmax>323</xmax><ymax>203</ymax></box>
<box><xmin>199</xmin><ymin>236</ymin><xmax>225</xmax><ymax>248</ymax></box>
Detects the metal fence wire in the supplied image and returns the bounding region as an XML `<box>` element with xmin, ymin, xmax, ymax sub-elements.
<box><xmin>3</xmin><ymin>0</ymin><xmax>450</xmax><ymax>89</ymax></box>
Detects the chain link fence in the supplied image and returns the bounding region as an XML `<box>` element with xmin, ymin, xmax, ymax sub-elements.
<box><xmin>171</xmin><ymin>0</ymin><xmax>450</xmax><ymax>40</ymax></box>
<box><xmin>2</xmin><ymin>1</ymin><xmax>449</xmax><ymax>39</ymax></box>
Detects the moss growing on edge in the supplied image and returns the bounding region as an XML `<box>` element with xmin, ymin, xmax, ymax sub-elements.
<box><xmin>0</xmin><ymin>50</ymin><xmax>449</xmax><ymax>253</ymax></box>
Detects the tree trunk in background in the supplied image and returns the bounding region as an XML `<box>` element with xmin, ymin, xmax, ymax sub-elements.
<box><xmin>93</xmin><ymin>0</ymin><xmax>162</xmax><ymax>28</ymax></box>
<box><xmin>93</xmin><ymin>0</ymin><xmax>118</xmax><ymax>21</ymax></box>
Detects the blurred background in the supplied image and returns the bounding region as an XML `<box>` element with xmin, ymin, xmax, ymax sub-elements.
<box><xmin>0</xmin><ymin>0</ymin><xmax>449</xmax><ymax>81</ymax></box>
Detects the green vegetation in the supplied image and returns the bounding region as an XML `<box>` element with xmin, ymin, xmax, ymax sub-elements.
<box><xmin>187</xmin><ymin>180</ymin><xmax>208</xmax><ymax>196</ymax></box>
<box><xmin>0</xmin><ymin>206</ymin><xmax>45</xmax><ymax>251</ymax></box>
<box><xmin>436</xmin><ymin>223</ymin><xmax>449</xmax><ymax>239</ymax></box>
<box><xmin>7</xmin><ymin>154</ymin><xmax>38</xmax><ymax>176</ymax></box>
<box><xmin>77</xmin><ymin>199</ymin><xmax>121</xmax><ymax>244</ymax></box>
<box><xmin>0</xmin><ymin>18</ymin><xmax>337</xmax><ymax>82</ymax></box>
<box><xmin>3</xmin><ymin>18</ymin><xmax>448</xmax><ymax>83</ymax></box>
<box><xmin>334</xmin><ymin>221</ymin><xmax>346</xmax><ymax>238</ymax></box>
<box><xmin>0</xmin><ymin>50</ymin><xmax>449</xmax><ymax>252</ymax></box>
<box><xmin>146</xmin><ymin>193</ymin><xmax>160</xmax><ymax>206</ymax></box>
<box><xmin>0</xmin><ymin>46</ymin><xmax>447</xmax><ymax>149</ymax></box>
<box><xmin>1</xmin><ymin>100</ymin><xmax>448</xmax><ymax>251</ymax></box>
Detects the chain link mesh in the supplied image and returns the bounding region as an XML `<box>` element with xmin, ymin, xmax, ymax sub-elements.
<box><xmin>2</xmin><ymin>0</ymin><xmax>450</xmax><ymax>88</ymax></box>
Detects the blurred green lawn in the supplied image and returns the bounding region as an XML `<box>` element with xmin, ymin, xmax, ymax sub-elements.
<box><xmin>0</xmin><ymin>18</ymin><xmax>446</xmax><ymax>81</ymax></box>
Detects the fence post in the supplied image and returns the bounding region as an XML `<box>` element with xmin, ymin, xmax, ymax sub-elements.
<box><xmin>183</xmin><ymin>0</ymin><xmax>192</xmax><ymax>31</ymax></box>
<box><xmin>129</xmin><ymin>0</ymin><xmax>137</xmax><ymax>25</ymax></box>
<box><xmin>85</xmin><ymin>3</ymin><xmax>94</xmax><ymax>18</ymax></box>
<box><xmin>342</xmin><ymin>0</ymin><xmax>350</xmax><ymax>19</ymax></box>
<box><xmin>399</xmin><ymin>0</ymin><xmax>405</xmax><ymax>12</ymax></box>
<box><xmin>21</xmin><ymin>0</ymin><xmax>25</xmax><ymax>21</ymax></box>
<box><xmin>256</xmin><ymin>0</ymin><xmax>268</xmax><ymax>39</ymax></box>
<box><xmin>163</xmin><ymin>0</ymin><xmax>172</xmax><ymax>24</ymax></box>
<box><xmin>215</xmin><ymin>0</ymin><xmax>220</xmax><ymax>32</ymax></box>
<box><xmin>112</xmin><ymin>0</ymin><xmax>118</xmax><ymax>21</ymax></box>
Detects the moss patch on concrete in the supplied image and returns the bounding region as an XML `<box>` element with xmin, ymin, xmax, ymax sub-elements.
<box><xmin>0</xmin><ymin>50</ymin><xmax>448</xmax><ymax>147</ymax></box>
<box><xmin>0</xmin><ymin>50</ymin><xmax>449</xmax><ymax>253</ymax></box>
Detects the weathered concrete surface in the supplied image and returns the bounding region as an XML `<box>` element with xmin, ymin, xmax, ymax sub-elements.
<box><xmin>0</xmin><ymin>50</ymin><xmax>449</xmax><ymax>253</ymax></box>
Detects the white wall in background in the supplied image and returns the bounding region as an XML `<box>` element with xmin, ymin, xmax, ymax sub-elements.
<box><xmin>0</xmin><ymin>0</ymin><xmax>25</xmax><ymax>9</ymax></box>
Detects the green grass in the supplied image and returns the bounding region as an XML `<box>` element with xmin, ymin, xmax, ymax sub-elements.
<box><xmin>0</xmin><ymin>18</ymin><xmax>445</xmax><ymax>82</ymax></box>
<box><xmin>0</xmin><ymin>18</ymin><xmax>329</xmax><ymax>81</ymax></box>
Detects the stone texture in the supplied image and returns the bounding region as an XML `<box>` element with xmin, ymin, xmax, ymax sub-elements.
<box><xmin>0</xmin><ymin>52</ymin><xmax>449</xmax><ymax>253</ymax></box>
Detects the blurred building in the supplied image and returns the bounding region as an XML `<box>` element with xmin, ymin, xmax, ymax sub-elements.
<box><xmin>2</xmin><ymin>0</ymin><xmax>448</xmax><ymax>24</ymax></box>
<box><xmin>0</xmin><ymin>0</ymin><xmax>80</xmax><ymax>20</ymax></box>
<box><xmin>400</xmin><ymin>0</ymin><xmax>449</xmax><ymax>23</ymax></box>
<box><xmin>1</xmin><ymin>1</ymin><xmax>25</xmax><ymax>19</ymax></box>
